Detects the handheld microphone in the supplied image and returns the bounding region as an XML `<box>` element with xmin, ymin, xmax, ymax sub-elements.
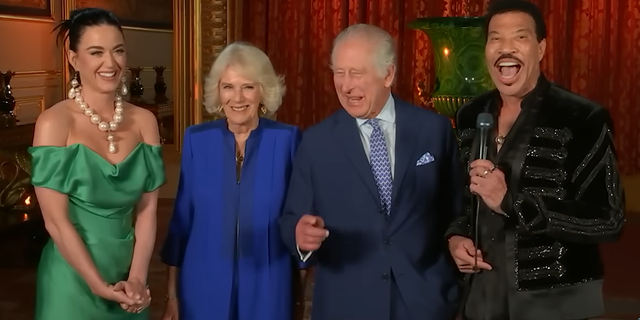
<box><xmin>473</xmin><ymin>113</ymin><xmax>494</xmax><ymax>271</ymax></box>
<box><xmin>476</xmin><ymin>113</ymin><xmax>494</xmax><ymax>160</ymax></box>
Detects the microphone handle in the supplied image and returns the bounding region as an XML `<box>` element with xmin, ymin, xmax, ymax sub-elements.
<box><xmin>473</xmin><ymin>127</ymin><xmax>490</xmax><ymax>270</ymax></box>
<box><xmin>478</xmin><ymin>128</ymin><xmax>489</xmax><ymax>160</ymax></box>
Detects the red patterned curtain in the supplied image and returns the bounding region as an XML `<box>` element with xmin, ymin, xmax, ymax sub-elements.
<box><xmin>240</xmin><ymin>0</ymin><xmax>640</xmax><ymax>174</ymax></box>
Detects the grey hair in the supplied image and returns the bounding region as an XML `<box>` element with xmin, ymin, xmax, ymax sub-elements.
<box><xmin>203</xmin><ymin>42</ymin><xmax>286</xmax><ymax>116</ymax></box>
<box><xmin>331</xmin><ymin>23</ymin><xmax>397</xmax><ymax>77</ymax></box>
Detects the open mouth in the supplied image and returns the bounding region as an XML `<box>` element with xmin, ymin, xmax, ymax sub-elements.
<box><xmin>496</xmin><ymin>61</ymin><xmax>521</xmax><ymax>80</ymax></box>
<box><xmin>98</xmin><ymin>71</ymin><xmax>118</xmax><ymax>80</ymax></box>
<box><xmin>230</xmin><ymin>105</ymin><xmax>249</xmax><ymax>111</ymax></box>
<box><xmin>346</xmin><ymin>96</ymin><xmax>363</xmax><ymax>104</ymax></box>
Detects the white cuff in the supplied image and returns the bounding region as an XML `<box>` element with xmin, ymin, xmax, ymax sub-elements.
<box><xmin>296</xmin><ymin>245</ymin><xmax>313</xmax><ymax>262</ymax></box>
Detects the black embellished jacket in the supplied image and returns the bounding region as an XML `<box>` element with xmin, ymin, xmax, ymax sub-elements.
<box><xmin>446</xmin><ymin>76</ymin><xmax>625</xmax><ymax>320</ymax></box>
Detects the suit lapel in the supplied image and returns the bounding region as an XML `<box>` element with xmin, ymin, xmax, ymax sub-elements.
<box><xmin>333</xmin><ymin>111</ymin><xmax>380</xmax><ymax>204</ymax></box>
<box><xmin>391</xmin><ymin>100</ymin><xmax>417</xmax><ymax>203</ymax></box>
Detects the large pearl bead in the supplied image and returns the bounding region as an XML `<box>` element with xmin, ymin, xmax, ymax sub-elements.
<box><xmin>71</xmin><ymin>79</ymin><xmax>79</xmax><ymax>87</ymax></box>
<box><xmin>90</xmin><ymin>114</ymin><xmax>101</xmax><ymax>124</ymax></box>
<box><xmin>113</xmin><ymin>113</ymin><xmax>123</xmax><ymax>123</ymax></box>
<box><xmin>109</xmin><ymin>121</ymin><xmax>118</xmax><ymax>131</ymax></box>
<box><xmin>68</xmin><ymin>88</ymin><xmax>76</xmax><ymax>99</ymax></box>
<box><xmin>115</xmin><ymin>100</ymin><xmax>123</xmax><ymax>108</ymax></box>
<box><xmin>115</xmin><ymin>106</ymin><xmax>124</xmax><ymax>114</ymax></box>
<box><xmin>115</xmin><ymin>95</ymin><xmax>122</xmax><ymax>102</ymax></box>
<box><xmin>98</xmin><ymin>121</ymin><xmax>109</xmax><ymax>132</ymax></box>
<box><xmin>79</xmin><ymin>102</ymin><xmax>88</xmax><ymax>109</ymax></box>
<box><xmin>84</xmin><ymin>108</ymin><xmax>93</xmax><ymax>116</ymax></box>
<box><xmin>108</xmin><ymin>143</ymin><xmax>117</xmax><ymax>154</ymax></box>
<box><xmin>75</xmin><ymin>96</ymin><xmax>83</xmax><ymax>103</ymax></box>
<box><xmin>107</xmin><ymin>133</ymin><xmax>115</xmax><ymax>141</ymax></box>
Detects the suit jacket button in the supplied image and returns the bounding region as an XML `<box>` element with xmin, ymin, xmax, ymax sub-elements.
<box><xmin>381</xmin><ymin>273</ymin><xmax>389</xmax><ymax>281</ymax></box>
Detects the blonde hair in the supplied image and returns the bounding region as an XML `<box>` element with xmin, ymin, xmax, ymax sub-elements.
<box><xmin>203</xmin><ymin>42</ymin><xmax>286</xmax><ymax>116</ymax></box>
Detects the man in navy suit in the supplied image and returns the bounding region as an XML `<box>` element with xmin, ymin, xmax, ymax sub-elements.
<box><xmin>279</xmin><ymin>24</ymin><xmax>461</xmax><ymax>320</ymax></box>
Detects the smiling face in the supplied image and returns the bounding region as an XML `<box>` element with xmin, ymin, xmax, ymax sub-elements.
<box><xmin>331</xmin><ymin>37</ymin><xmax>395</xmax><ymax>119</ymax></box>
<box><xmin>485</xmin><ymin>11</ymin><xmax>546</xmax><ymax>98</ymax></box>
<box><xmin>218</xmin><ymin>65</ymin><xmax>261</xmax><ymax>127</ymax></box>
<box><xmin>68</xmin><ymin>24</ymin><xmax>126</xmax><ymax>95</ymax></box>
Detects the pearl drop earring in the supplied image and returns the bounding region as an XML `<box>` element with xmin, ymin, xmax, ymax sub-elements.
<box><xmin>68</xmin><ymin>72</ymin><xmax>80</xmax><ymax>99</ymax></box>
<box><xmin>120</xmin><ymin>76</ymin><xmax>128</xmax><ymax>96</ymax></box>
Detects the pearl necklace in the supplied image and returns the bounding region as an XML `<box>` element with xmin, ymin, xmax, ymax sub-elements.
<box><xmin>69</xmin><ymin>86</ymin><xmax>124</xmax><ymax>154</ymax></box>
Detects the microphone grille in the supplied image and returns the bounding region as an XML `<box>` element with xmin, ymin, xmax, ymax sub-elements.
<box><xmin>476</xmin><ymin>113</ymin><xmax>494</xmax><ymax>129</ymax></box>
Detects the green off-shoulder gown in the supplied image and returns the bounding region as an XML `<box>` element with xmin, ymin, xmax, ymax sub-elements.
<box><xmin>28</xmin><ymin>142</ymin><xmax>166</xmax><ymax>320</ymax></box>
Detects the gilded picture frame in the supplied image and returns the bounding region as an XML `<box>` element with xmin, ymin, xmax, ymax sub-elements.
<box><xmin>0</xmin><ymin>0</ymin><xmax>54</xmax><ymax>22</ymax></box>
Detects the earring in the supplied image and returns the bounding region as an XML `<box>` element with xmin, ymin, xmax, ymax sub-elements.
<box><xmin>68</xmin><ymin>72</ymin><xmax>80</xmax><ymax>99</ymax></box>
<box><xmin>260</xmin><ymin>105</ymin><xmax>267</xmax><ymax>115</ymax></box>
<box><xmin>120</xmin><ymin>76</ymin><xmax>128</xmax><ymax>96</ymax></box>
<box><xmin>217</xmin><ymin>105</ymin><xmax>223</xmax><ymax>113</ymax></box>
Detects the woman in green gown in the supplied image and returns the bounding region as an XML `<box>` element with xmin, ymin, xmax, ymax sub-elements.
<box><xmin>28</xmin><ymin>8</ymin><xmax>165</xmax><ymax>320</ymax></box>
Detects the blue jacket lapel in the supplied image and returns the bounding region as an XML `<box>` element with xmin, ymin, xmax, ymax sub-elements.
<box><xmin>391</xmin><ymin>99</ymin><xmax>418</xmax><ymax>203</ymax></box>
<box><xmin>331</xmin><ymin>99</ymin><xmax>421</xmax><ymax>210</ymax></box>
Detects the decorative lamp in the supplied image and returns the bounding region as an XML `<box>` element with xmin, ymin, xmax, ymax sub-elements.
<box><xmin>409</xmin><ymin>17</ymin><xmax>494</xmax><ymax>121</ymax></box>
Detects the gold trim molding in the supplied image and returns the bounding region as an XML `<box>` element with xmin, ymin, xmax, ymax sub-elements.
<box><xmin>13</xmin><ymin>70</ymin><xmax>61</xmax><ymax>78</ymax></box>
<box><xmin>15</xmin><ymin>95</ymin><xmax>46</xmax><ymax>112</ymax></box>
<box><xmin>122</xmin><ymin>26</ymin><xmax>172</xmax><ymax>33</ymax></box>
<box><xmin>139</xmin><ymin>68</ymin><xmax>174</xmax><ymax>72</ymax></box>
<box><xmin>200</xmin><ymin>0</ymin><xmax>228</xmax><ymax>124</ymax></box>
<box><xmin>172</xmin><ymin>0</ymin><xmax>188</xmax><ymax>152</ymax></box>
<box><xmin>0</xmin><ymin>14</ymin><xmax>54</xmax><ymax>23</ymax></box>
<box><xmin>173</xmin><ymin>0</ymin><xmax>233</xmax><ymax>151</ymax></box>
<box><xmin>0</xmin><ymin>3</ymin><xmax>56</xmax><ymax>23</ymax></box>
<box><xmin>227</xmin><ymin>0</ymin><xmax>242</xmax><ymax>42</ymax></box>
<box><xmin>173</xmin><ymin>0</ymin><xmax>231</xmax><ymax>150</ymax></box>
<box><xmin>61</xmin><ymin>0</ymin><xmax>74</xmax><ymax>100</ymax></box>
<box><xmin>11</xmin><ymin>84</ymin><xmax>61</xmax><ymax>91</ymax></box>
<box><xmin>14</xmin><ymin>95</ymin><xmax>46</xmax><ymax>125</ymax></box>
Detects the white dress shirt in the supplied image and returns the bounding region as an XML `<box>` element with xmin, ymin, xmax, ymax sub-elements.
<box><xmin>355</xmin><ymin>94</ymin><xmax>397</xmax><ymax>177</ymax></box>
<box><xmin>297</xmin><ymin>94</ymin><xmax>397</xmax><ymax>262</ymax></box>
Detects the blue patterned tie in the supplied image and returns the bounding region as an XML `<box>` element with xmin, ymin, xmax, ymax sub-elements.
<box><xmin>366</xmin><ymin>118</ymin><xmax>393</xmax><ymax>216</ymax></box>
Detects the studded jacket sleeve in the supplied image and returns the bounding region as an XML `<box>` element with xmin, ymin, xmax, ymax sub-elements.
<box><xmin>500</xmin><ymin>108</ymin><xmax>625</xmax><ymax>244</ymax></box>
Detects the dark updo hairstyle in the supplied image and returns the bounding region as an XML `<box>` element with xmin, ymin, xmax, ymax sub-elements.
<box><xmin>53</xmin><ymin>8</ymin><xmax>124</xmax><ymax>77</ymax></box>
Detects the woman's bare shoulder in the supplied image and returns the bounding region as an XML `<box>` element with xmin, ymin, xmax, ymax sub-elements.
<box><xmin>33</xmin><ymin>100</ymin><xmax>75</xmax><ymax>147</ymax></box>
<box><xmin>124</xmin><ymin>102</ymin><xmax>156</xmax><ymax>120</ymax></box>
<box><xmin>124</xmin><ymin>102</ymin><xmax>160</xmax><ymax>145</ymax></box>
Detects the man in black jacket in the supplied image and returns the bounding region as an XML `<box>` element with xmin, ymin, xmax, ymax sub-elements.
<box><xmin>446</xmin><ymin>1</ymin><xmax>626</xmax><ymax>319</ymax></box>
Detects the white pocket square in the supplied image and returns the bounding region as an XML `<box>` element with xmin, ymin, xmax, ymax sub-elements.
<box><xmin>416</xmin><ymin>152</ymin><xmax>435</xmax><ymax>166</ymax></box>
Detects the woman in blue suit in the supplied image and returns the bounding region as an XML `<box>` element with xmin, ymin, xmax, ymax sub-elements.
<box><xmin>160</xmin><ymin>42</ymin><xmax>301</xmax><ymax>320</ymax></box>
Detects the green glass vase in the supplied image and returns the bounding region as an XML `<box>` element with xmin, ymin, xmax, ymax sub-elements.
<box><xmin>409</xmin><ymin>17</ymin><xmax>494</xmax><ymax>119</ymax></box>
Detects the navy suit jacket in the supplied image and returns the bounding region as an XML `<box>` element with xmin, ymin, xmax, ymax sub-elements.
<box><xmin>279</xmin><ymin>98</ymin><xmax>462</xmax><ymax>320</ymax></box>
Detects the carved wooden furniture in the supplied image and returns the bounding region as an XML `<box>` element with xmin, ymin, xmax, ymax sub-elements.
<box><xmin>0</xmin><ymin>70</ymin><xmax>18</xmax><ymax>128</ymax></box>
<box><xmin>127</xmin><ymin>66</ymin><xmax>174</xmax><ymax>144</ymax></box>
